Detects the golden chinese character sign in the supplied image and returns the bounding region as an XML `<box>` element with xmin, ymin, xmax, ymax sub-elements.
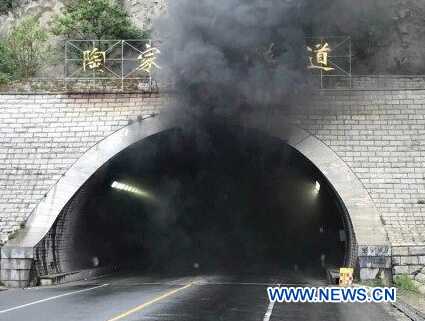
<box><xmin>82</xmin><ymin>48</ymin><xmax>106</xmax><ymax>72</ymax></box>
<box><xmin>137</xmin><ymin>43</ymin><xmax>161</xmax><ymax>75</ymax></box>
<box><xmin>305</xmin><ymin>36</ymin><xmax>352</xmax><ymax>88</ymax></box>
<box><xmin>339</xmin><ymin>267</ymin><xmax>354</xmax><ymax>286</ymax></box>
<box><xmin>307</xmin><ymin>42</ymin><xmax>334</xmax><ymax>72</ymax></box>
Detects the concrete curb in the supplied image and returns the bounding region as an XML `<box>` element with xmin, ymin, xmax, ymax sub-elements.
<box><xmin>354</xmin><ymin>283</ymin><xmax>425</xmax><ymax>321</ymax></box>
<box><xmin>392</xmin><ymin>299</ymin><xmax>425</xmax><ymax>321</ymax></box>
<box><xmin>38</xmin><ymin>266</ymin><xmax>115</xmax><ymax>286</ymax></box>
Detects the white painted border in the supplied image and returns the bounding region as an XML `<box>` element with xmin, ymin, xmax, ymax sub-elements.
<box><xmin>0</xmin><ymin>284</ymin><xmax>109</xmax><ymax>314</ymax></box>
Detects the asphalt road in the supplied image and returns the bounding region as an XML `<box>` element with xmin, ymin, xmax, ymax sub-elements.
<box><xmin>0</xmin><ymin>273</ymin><xmax>409</xmax><ymax>321</ymax></box>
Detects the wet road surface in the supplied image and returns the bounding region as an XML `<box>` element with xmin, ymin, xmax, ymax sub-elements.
<box><xmin>0</xmin><ymin>273</ymin><xmax>408</xmax><ymax>321</ymax></box>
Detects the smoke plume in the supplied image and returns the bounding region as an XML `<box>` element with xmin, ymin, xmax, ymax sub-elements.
<box><xmin>156</xmin><ymin>0</ymin><xmax>313</xmax><ymax>116</ymax></box>
<box><xmin>156</xmin><ymin>0</ymin><xmax>425</xmax><ymax>105</ymax></box>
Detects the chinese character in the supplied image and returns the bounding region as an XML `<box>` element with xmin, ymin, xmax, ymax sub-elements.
<box><xmin>137</xmin><ymin>43</ymin><xmax>161</xmax><ymax>74</ymax></box>
<box><xmin>83</xmin><ymin>48</ymin><xmax>106</xmax><ymax>72</ymax></box>
<box><xmin>307</xmin><ymin>42</ymin><xmax>335</xmax><ymax>72</ymax></box>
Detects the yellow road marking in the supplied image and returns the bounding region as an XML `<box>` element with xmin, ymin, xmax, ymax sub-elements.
<box><xmin>106</xmin><ymin>283</ymin><xmax>193</xmax><ymax>321</ymax></box>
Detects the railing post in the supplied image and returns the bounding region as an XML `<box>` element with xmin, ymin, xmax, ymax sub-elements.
<box><xmin>121</xmin><ymin>40</ymin><xmax>124</xmax><ymax>92</ymax></box>
<box><xmin>64</xmin><ymin>41</ymin><xmax>68</xmax><ymax>92</ymax></box>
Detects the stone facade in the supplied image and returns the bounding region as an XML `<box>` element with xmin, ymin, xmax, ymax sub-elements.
<box><xmin>392</xmin><ymin>245</ymin><xmax>425</xmax><ymax>282</ymax></box>
<box><xmin>0</xmin><ymin>77</ymin><xmax>425</xmax><ymax>282</ymax></box>
<box><xmin>287</xmin><ymin>87</ymin><xmax>425</xmax><ymax>246</ymax></box>
<box><xmin>0</xmin><ymin>93</ymin><xmax>165</xmax><ymax>245</ymax></box>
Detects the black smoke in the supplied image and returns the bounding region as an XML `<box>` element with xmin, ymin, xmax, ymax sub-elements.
<box><xmin>155</xmin><ymin>0</ymin><xmax>425</xmax><ymax>100</ymax></box>
<box><xmin>156</xmin><ymin>0</ymin><xmax>313</xmax><ymax>116</ymax></box>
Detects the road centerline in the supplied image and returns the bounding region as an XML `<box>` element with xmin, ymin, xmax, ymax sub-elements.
<box><xmin>106</xmin><ymin>282</ymin><xmax>193</xmax><ymax>321</ymax></box>
<box><xmin>0</xmin><ymin>283</ymin><xmax>109</xmax><ymax>314</ymax></box>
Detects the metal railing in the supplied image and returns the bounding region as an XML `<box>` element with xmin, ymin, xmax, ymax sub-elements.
<box><xmin>1</xmin><ymin>37</ymin><xmax>425</xmax><ymax>93</ymax></box>
<box><xmin>0</xmin><ymin>39</ymin><xmax>161</xmax><ymax>94</ymax></box>
<box><xmin>64</xmin><ymin>39</ymin><xmax>159</xmax><ymax>92</ymax></box>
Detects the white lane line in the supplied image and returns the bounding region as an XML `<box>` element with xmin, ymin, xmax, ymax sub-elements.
<box><xmin>211</xmin><ymin>282</ymin><xmax>307</xmax><ymax>286</ymax></box>
<box><xmin>263</xmin><ymin>300</ymin><xmax>275</xmax><ymax>321</ymax></box>
<box><xmin>0</xmin><ymin>283</ymin><xmax>109</xmax><ymax>314</ymax></box>
<box><xmin>262</xmin><ymin>280</ymin><xmax>279</xmax><ymax>321</ymax></box>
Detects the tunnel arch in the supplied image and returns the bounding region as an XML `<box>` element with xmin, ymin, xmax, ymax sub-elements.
<box><xmin>5</xmin><ymin>110</ymin><xmax>389</xmax><ymax>272</ymax></box>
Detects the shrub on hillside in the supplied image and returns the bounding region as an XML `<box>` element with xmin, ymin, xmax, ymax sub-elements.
<box><xmin>5</xmin><ymin>16</ymin><xmax>50</xmax><ymax>79</ymax></box>
<box><xmin>0</xmin><ymin>41</ymin><xmax>12</xmax><ymax>84</ymax></box>
<box><xmin>51</xmin><ymin>0</ymin><xmax>147</xmax><ymax>40</ymax></box>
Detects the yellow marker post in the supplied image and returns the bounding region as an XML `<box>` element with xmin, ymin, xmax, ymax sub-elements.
<box><xmin>339</xmin><ymin>267</ymin><xmax>354</xmax><ymax>286</ymax></box>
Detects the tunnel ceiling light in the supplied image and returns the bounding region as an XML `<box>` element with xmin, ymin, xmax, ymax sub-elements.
<box><xmin>111</xmin><ymin>181</ymin><xmax>152</xmax><ymax>199</ymax></box>
<box><xmin>314</xmin><ymin>181</ymin><xmax>321</xmax><ymax>193</ymax></box>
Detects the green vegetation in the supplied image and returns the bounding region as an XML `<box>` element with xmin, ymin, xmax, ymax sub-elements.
<box><xmin>394</xmin><ymin>274</ymin><xmax>418</xmax><ymax>292</ymax></box>
<box><xmin>0</xmin><ymin>16</ymin><xmax>50</xmax><ymax>82</ymax></box>
<box><xmin>51</xmin><ymin>0</ymin><xmax>147</xmax><ymax>40</ymax></box>
<box><xmin>0</xmin><ymin>42</ymin><xmax>12</xmax><ymax>84</ymax></box>
<box><xmin>6</xmin><ymin>16</ymin><xmax>50</xmax><ymax>78</ymax></box>
<box><xmin>0</xmin><ymin>1</ymin><xmax>147</xmax><ymax>87</ymax></box>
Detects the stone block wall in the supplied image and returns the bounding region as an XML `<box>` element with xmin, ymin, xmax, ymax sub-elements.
<box><xmin>1</xmin><ymin>77</ymin><xmax>425</xmax><ymax>280</ymax></box>
<box><xmin>0</xmin><ymin>246</ymin><xmax>34</xmax><ymax>288</ymax></box>
<box><xmin>392</xmin><ymin>246</ymin><xmax>425</xmax><ymax>276</ymax></box>
<box><xmin>287</xmin><ymin>87</ymin><xmax>425</xmax><ymax>246</ymax></box>
<box><xmin>0</xmin><ymin>93</ymin><xmax>166</xmax><ymax>245</ymax></box>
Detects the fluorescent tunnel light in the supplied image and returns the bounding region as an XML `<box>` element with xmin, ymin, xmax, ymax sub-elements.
<box><xmin>314</xmin><ymin>181</ymin><xmax>321</xmax><ymax>193</ymax></box>
<box><xmin>111</xmin><ymin>181</ymin><xmax>152</xmax><ymax>199</ymax></box>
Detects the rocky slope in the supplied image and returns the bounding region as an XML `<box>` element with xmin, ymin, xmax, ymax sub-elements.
<box><xmin>0</xmin><ymin>0</ymin><xmax>166</xmax><ymax>36</ymax></box>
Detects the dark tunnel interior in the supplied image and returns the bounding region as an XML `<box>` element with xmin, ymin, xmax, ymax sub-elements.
<box><xmin>36</xmin><ymin>122</ymin><xmax>352</xmax><ymax>278</ymax></box>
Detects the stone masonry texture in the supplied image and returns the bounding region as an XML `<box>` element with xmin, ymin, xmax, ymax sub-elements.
<box><xmin>0</xmin><ymin>93</ymin><xmax>165</xmax><ymax>245</ymax></box>
<box><xmin>288</xmin><ymin>88</ymin><xmax>425</xmax><ymax>247</ymax></box>
<box><xmin>0</xmin><ymin>78</ymin><xmax>425</xmax><ymax>261</ymax></box>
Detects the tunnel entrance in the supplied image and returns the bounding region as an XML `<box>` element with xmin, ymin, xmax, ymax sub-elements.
<box><xmin>34</xmin><ymin>121</ymin><xmax>353</xmax><ymax>278</ymax></box>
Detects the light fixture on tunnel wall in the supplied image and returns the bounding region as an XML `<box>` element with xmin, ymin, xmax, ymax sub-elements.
<box><xmin>314</xmin><ymin>181</ymin><xmax>321</xmax><ymax>194</ymax></box>
<box><xmin>111</xmin><ymin>181</ymin><xmax>153</xmax><ymax>200</ymax></box>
